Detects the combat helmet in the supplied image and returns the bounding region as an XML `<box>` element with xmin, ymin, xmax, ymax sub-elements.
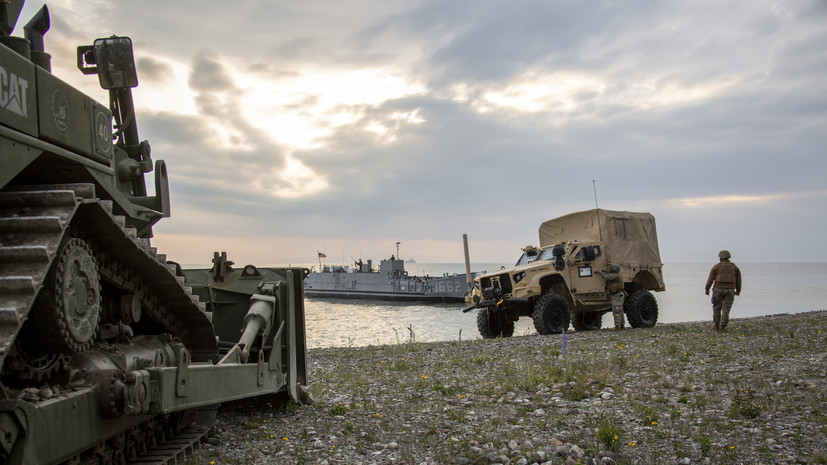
<box><xmin>609</xmin><ymin>263</ymin><xmax>620</xmax><ymax>272</ymax></box>
<box><xmin>718</xmin><ymin>250</ymin><xmax>731</xmax><ymax>260</ymax></box>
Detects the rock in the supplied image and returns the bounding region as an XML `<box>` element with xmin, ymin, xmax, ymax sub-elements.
<box><xmin>182</xmin><ymin>312</ymin><xmax>827</xmax><ymax>465</ymax></box>
<box><xmin>19</xmin><ymin>388</ymin><xmax>39</xmax><ymax>402</ymax></box>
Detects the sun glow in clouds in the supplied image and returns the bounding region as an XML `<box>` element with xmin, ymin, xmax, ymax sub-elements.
<box><xmin>365</xmin><ymin>109</ymin><xmax>426</xmax><ymax>142</ymax></box>
<box><xmin>668</xmin><ymin>193</ymin><xmax>782</xmax><ymax>208</ymax></box>
<box><xmin>237</xmin><ymin>67</ymin><xmax>426</xmax><ymax>149</ymax></box>
<box><xmin>270</xmin><ymin>154</ymin><xmax>328</xmax><ymax>198</ymax></box>
<box><xmin>132</xmin><ymin>60</ymin><xmax>199</xmax><ymax>116</ymax></box>
<box><xmin>642</xmin><ymin>76</ymin><xmax>742</xmax><ymax>107</ymax></box>
<box><xmin>477</xmin><ymin>70</ymin><xmax>741</xmax><ymax>115</ymax></box>
<box><xmin>482</xmin><ymin>72</ymin><xmax>607</xmax><ymax>113</ymax></box>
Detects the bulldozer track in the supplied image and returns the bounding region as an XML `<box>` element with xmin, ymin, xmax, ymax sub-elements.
<box><xmin>0</xmin><ymin>183</ymin><xmax>219</xmax><ymax>464</ymax></box>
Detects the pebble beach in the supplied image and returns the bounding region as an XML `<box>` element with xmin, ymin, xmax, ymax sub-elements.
<box><xmin>188</xmin><ymin>310</ymin><xmax>827</xmax><ymax>465</ymax></box>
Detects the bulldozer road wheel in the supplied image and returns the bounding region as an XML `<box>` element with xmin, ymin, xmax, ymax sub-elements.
<box><xmin>55</xmin><ymin>238</ymin><xmax>102</xmax><ymax>351</ymax></box>
<box><xmin>624</xmin><ymin>289</ymin><xmax>658</xmax><ymax>328</ymax></box>
<box><xmin>476</xmin><ymin>308</ymin><xmax>514</xmax><ymax>338</ymax></box>
<box><xmin>25</xmin><ymin>237</ymin><xmax>102</xmax><ymax>355</ymax></box>
<box><xmin>532</xmin><ymin>294</ymin><xmax>570</xmax><ymax>335</ymax></box>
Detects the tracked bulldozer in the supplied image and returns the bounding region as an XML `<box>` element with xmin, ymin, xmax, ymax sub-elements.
<box><xmin>1</xmin><ymin>2</ymin><xmax>309</xmax><ymax>463</ymax></box>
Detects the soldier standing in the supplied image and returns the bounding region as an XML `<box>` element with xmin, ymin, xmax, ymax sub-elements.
<box><xmin>600</xmin><ymin>264</ymin><xmax>625</xmax><ymax>330</ymax></box>
<box><xmin>705</xmin><ymin>250</ymin><xmax>742</xmax><ymax>330</ymax></box>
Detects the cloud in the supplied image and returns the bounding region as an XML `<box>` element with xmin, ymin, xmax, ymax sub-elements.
<box><xmin>666</xmin><ymin>193</ymin><xmax>789</xmax><ymax>209</ymax></box>
<box><xmin>137</xmin><ymin>57</ymin><xmax>175</xmax><ymax>84</ymax></box>
<box><xmin>189</xmin><ymin>52</ymin><xmax>236</xmax><ymax>92</ymax></box>
<box><xmin>19</xmin><ymin>0</ymin><xmax>826</xmax><ymax>264</ymax></box>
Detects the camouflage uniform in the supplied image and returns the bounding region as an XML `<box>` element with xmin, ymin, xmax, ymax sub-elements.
<box><xmin>600</xmin><ymin>264</ymin><xmax>625</xmax><ymax>329</ymax></box>
<box><xmin>705</xmin><ymin>250</ymin><xmax>742</xmax><ymax>330</ymax></box>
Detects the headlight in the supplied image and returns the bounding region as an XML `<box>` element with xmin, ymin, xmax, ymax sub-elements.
<box><xmin>513</xmin><ymin>271</ymin><xmax>526</xmax><ymax>283</ymax></box>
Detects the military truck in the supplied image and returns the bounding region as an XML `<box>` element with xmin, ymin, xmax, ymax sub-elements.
<box><xmin>464</xmin><ymin>209</ymin><xmax>665</xmax><ymax>337</ymax></box>
<box><xmin>1</xmin><ymin>2</ymin><xmax>309</xmax><ymax>464</ymax></box>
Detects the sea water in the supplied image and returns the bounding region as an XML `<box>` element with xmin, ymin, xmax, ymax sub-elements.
<box><xmin>300</xmin><ymin>262</ymin><xmax>827</xmax><ymax>349</ymax></box>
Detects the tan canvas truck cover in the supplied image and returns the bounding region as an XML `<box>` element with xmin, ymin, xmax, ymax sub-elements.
<box><xmin>538</xmin><ymin>209</ymin><xmax>662</xmax><ymax>268</ymax></box>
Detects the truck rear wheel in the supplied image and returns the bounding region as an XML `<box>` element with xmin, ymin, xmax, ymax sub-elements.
<box><xmin>572</xmin><ymin>312</ymin><xmax>602</xmax><ymax>331</ymax></box>
<box><xmin>624</xmin><ymin>290</ymin><xmax>658</xmax><ymax>328</ymax></box>
<box><xmin>476</xmin><ymin>307</ymin><xmax>514</xmax><ymax>338</ymax></box>
<box><xmin>532</xmin><ymin>294</ymin><xmax>570</xmax><ymax>335</ymax></box>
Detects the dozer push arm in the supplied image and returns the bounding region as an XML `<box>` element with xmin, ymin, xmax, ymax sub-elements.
<box><xmin>118</xmin><ymin>273</ymin><xmax>307</xmax><ymax>415</ymax></box>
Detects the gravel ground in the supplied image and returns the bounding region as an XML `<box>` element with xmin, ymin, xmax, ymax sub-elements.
<box><xmin>188</xmin><ymin>311</ymin><xmax>827</xmax><ymax>465</ymax></box>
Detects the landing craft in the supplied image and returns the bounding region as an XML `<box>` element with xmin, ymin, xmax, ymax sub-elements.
<box><xmin>305</xmin><ymin>240</ymin><xmax>478</xmax><ymax>302</ymax></box>
<box><xmin>304</xmin><ymin>256</ymin><xmax>474</xmax><ymax>302</ymax></box>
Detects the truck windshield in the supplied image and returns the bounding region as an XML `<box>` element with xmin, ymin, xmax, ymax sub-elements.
<box><xmin>539</xmin><ymin>248</ymin><xmax>559</xmax><ymax>260</ymax></box>
<box><xmin>515</xmin><ymin>250</ymin><xmax>540</xmax><ymax>266</ymax></box>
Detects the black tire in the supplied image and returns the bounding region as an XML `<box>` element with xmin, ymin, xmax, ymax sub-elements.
<box><xmin>476</xmin><ymin>307</ymin><xmax>514</xmax><ymax>338</ymax></box>
<box><xmin>532</xmin><ymin>294</ymin><xmax>570</xmax><ymax>335</ymax></box>
<box><xmin>624</xmin><ymin>290</ymin><xmax>658</xmax><ymax>328</ymax></box>
<box><xmin>572</xmin><ymin>312</ymin><xmax>603</xmax><ymax>331</ymax></box>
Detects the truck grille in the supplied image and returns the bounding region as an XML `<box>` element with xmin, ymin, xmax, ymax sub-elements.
<box><xmin>480</xmin><ymin>273</ymin><xmax>512</xmax><ymax>296</ymax></box>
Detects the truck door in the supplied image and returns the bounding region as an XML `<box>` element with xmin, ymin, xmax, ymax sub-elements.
<box><xmin>570</xmin><ymin>244</ymin><xmax>604</xmax><ymax>294</ymax></box>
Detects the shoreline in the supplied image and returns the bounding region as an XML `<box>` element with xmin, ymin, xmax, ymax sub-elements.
<box><xmin>190</xmin><ymin>311</ymin><xmax>827</xmax><ymax>464</ymax></box>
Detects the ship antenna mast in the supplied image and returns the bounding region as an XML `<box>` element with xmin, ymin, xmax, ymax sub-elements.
<box><xmin>396</xmin><ymin>242</ymin><xmax>401</xmax><ymax>260</ymax></box>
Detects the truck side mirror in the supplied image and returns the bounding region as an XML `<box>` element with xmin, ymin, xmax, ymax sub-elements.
<box><xmin>93</xmin><ymin>36</ymin><xmax>138</xmax><ymax>89</ymax></box>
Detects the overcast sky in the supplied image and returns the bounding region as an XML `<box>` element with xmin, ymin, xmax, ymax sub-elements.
<box><xmin>18</xmin><ymin>0</ymin><xmax>827</xmax><ymax>265</ymax></box>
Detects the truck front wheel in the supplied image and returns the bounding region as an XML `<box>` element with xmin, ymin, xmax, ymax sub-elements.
<box><xmin>477</xmin><ymin>307</ymin><xmax>514</xmax><ymax>338</ymax></box>
<box><xmin>532</xmin><ymin>294</ymin><xmax>570</xmax><ymax>335</ymax></box>
<box><xmin>624</xmin><ymin>290</ymin><xmax>658</xmax><ymax>328</ymax></box>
